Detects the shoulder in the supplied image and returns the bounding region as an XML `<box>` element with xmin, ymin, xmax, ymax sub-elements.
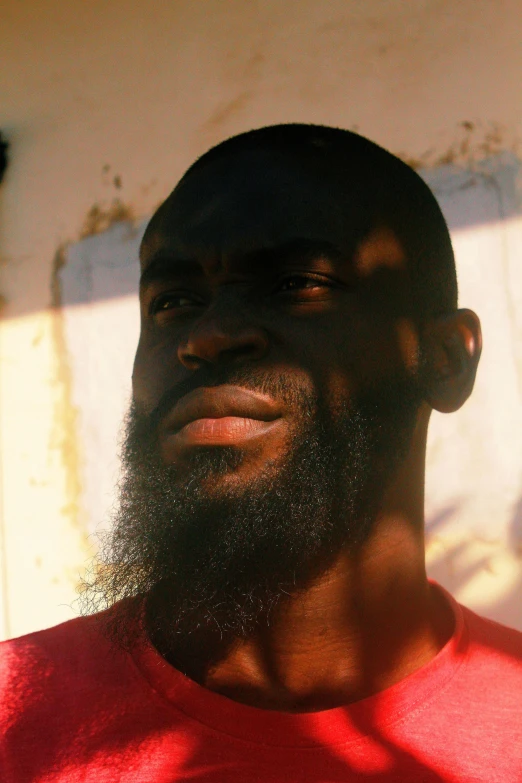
<box><xmin>463</xmin><ymin>604</ymin><xmax>522</xmax><ymax>658</ymax></box>
<box><xmin>0</xmin><ymin>615</ymin><xmax>102</xmax><ymax>714</ymax></box>
<box><xmin>458</xmin><ymin>604</ymin><xmax>522</xmax><ymax>701</ymax></box>
<box><xmin>0</xmin><ymin>608</ymin><xmax>170</xmax><ymax>780</ymax></box>
<box><xmin>1</xmin><ymin>611</ymin><xmax>114</xmax><ymax>673</ymax></box>
<box><xmin>0</xmin><ymin>609</ymin><xmax>141</xmax><ymax>733</ymax></box>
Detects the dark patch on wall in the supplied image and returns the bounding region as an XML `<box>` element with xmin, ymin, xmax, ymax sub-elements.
<box><xmin>400</xmin><ymin>121</ymin><xmax>513</xmax><ymax>171</ymax></box>
<box><xmin>198</xmin><ymin>47</ymin><xmax>266</xmax><ymax>143</ymax></box>
<box><xmin>80</xmin><ymin>199</ymin><xmax>135</xmax><ymax>240</ymax></box>
<box><xmin>201</xmin><ymin>91</ymin><xmax>254</xmax><ymax>133</ymax></box>
<box><xmin>51</xmin><ymin>244</ymin><xmax>67</xmax><ymax>308</ymax></box>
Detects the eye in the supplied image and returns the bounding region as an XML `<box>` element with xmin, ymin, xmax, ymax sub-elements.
<box><xmin>275</xmin><ymin>275</ymin><xmax>328</xmax><ymax>294</ymax></box>
<box><xmin>149</xmin><ymin>292</ymin><xmax>204</xmax><ymax>316</ymax></box>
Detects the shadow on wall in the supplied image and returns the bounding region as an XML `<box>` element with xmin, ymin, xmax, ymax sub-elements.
<box><xmin>426</xmin><ymin>491</ymin><xmax>522</xmax><ymax>629</ymax></box>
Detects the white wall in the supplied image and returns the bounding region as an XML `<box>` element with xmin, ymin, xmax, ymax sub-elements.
<box><xmin>1</xmin><ymin>0</ymin><xmax>522</xmax><ymax>638</ymax></box>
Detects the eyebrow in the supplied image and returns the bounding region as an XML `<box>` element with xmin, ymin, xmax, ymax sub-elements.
<box><xmin>139</xmin><ymin>238</ymin><xmax>344</xmax><ymax>288</ymax></box>
<box><xmin>140</xmin><ymin>256</ymin><xmax>197</xmax><ymax>287</ymax></box>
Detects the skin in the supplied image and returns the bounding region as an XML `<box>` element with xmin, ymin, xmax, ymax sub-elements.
<box><xmin>133</xmin><ymin>148</ymin><xmax>482</xmax><ymax>712</ymax></box>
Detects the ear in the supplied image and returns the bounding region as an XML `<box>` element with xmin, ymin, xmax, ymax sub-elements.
<box><xmin>422</xmin><ymin>309</ymin><xmax>482</xmax><ymax>413</ymax></box>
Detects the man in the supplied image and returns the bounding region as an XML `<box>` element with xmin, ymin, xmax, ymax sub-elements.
<box><xmin>2</xmin><ymin>124</ymin><xmax>521</xmax><ymax>781</ymax></box>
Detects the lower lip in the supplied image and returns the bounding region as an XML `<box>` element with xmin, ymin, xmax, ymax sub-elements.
<box><xmin>169</xmin><ymin>416</ymin><xmax>281</xmax><ymax>447</ymax></box>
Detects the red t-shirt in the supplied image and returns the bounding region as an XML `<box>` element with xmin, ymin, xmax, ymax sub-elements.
<box><xmin>1</xmin><ymin>584</ymin><xmax>522</xmax><ymax>782</ymax></box>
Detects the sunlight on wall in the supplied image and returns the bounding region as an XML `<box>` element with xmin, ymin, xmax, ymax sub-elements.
<box><xmin>426</xmin><ymin>534</ymin><xmax>522</xmax><ymax>628</ymax></box>
<box><xmin>0</xmin><ymin>309</ymin><xmax>95</xmax><ymax>638</ymax></box>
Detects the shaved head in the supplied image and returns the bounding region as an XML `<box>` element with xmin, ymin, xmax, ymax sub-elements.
<box><xmin>171</xmin><ymin>123</ymin><xmax>458</xmax><ymax>319</ymax></box>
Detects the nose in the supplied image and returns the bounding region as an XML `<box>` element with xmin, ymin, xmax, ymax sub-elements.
<box><xmin>177</xmin><ymin>308</ymin><xmax>269</xmax><ymax>370</ymax></box>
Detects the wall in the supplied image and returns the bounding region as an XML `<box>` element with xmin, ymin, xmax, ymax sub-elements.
<box><xmin>1</xmin><ymin>0</ymin><xmax>522</xmax><ymax>638</ymax></box>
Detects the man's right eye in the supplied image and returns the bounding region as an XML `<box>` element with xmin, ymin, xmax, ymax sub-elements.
<box><xmin>149</xmin><ymin>292</ymin><xmax>203</xmax><ymax>316</ymax></box>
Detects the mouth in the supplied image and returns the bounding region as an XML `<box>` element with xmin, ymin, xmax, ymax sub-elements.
<box><xmin>160</xmin><ymin>385</ymin><xmax>283</xmax><ymax>448</ymax></box>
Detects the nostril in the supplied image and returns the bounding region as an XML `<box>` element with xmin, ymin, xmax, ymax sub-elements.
<box><xmin>178</xmin><ymin>351</ymin><xmax>203</xmax><ymax>371</ymax></box>
<box><xmin>177</xmin><ymin>322</ymin><xmax>269</xmax><ymax>368</ymax></box>
<box><xmin>221</xmin><ymin>339</ymin><xmax>266</xmax><ymax>364</ymax></box>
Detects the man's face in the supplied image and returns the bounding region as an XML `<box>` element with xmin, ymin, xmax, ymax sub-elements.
<box><xmin>134</xmin><ymin>149</ymin><xmax>420</xmax><ymax>485</ymax></box>
<box><xmin>97</xmin><ymin>149</ymin><xmax>424</xmax><ymax>673</ymax></box>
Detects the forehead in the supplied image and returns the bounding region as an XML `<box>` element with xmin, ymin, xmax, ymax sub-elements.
<box><xmin>140</xmin><ymin>149</ymin><xmax>370</xmax><ymax>271</ymax></box>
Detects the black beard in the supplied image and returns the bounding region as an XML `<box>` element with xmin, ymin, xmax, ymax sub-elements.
<box><xmin>82</xmin><ymin>368</ymin><xmax>421</xmax><ymax>681</ymax></box>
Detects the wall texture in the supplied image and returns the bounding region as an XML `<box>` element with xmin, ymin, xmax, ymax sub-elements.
<box><xmin>1</xmin><ymin>0</ymin><xmax>522</xmax><ymax>638</ymax></box>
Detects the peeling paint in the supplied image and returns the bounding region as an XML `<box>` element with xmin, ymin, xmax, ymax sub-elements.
<box><xmin>49</xmin><ymin>246</ymin><xmax>90</xmax><ymax>567</ymax></box>
<box><xmin>50</xmin><ymin>245</ymin><xmax>66</xmax><ymax>310</ymax></box>
<box><xmin>400</xmin><ymin>121</ymin><xmax>517</xmax><ymax>171</ymax></box>
<box><xmin>43</xmin><ymin>202</ymin><xmax>143</xmax><ymax>554</ymax></box>
<box><xmin>79</xmin><ymin>198</ymin><xmax>136</xmax><ymax>240</ymax></box>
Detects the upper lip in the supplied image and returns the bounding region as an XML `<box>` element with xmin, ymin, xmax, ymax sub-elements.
<box><xmin>161</xmin><ymin>385</ymin><xmax>282</xmax><ymax>433</ymax></box>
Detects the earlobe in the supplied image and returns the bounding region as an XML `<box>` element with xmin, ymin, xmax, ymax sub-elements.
<box><xmin>423</xmin><ymin>309</ymin><xmax>482</xmax><ymax>414</ymax></box>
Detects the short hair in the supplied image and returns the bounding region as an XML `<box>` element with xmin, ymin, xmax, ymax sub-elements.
<box><xmin>181</xmin><ymin>124</ymin><xmax>457</xmax><ymax>319</ymax></box>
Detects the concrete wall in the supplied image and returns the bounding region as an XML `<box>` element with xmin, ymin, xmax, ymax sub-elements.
<box><xmin>1</xmin><ymin>0</ymin><xmax>522</xmax><ymax>639</ymax></box>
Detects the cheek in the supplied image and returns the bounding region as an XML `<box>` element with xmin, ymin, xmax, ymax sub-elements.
<box><xmin>352</xmin><ymin>315</ymin><xmax>421</xmax><ymax>383</ymax></box>
<box><xmin>286</xmin><ymin>320</ymin><xmax>359</xmax><ymax>412</ymax></box>
<box><xmin>132</xmin><ymin>332</ymin><xmax>180</xmax><ymax>413</ymax></box>
<box><xmin>310</xmin><ymin>311</ymin><xmax>418</xmax><ymax>410</ymax></box>
<box><xmin>394</xmin><ymin>318</ymin><xmax>421</xmax><ymax>372</ymax></box>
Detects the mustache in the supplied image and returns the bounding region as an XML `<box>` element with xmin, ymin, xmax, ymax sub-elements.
<box><xmin>142</xmin><ymin>366</ymin><xmax>312</xmax><ymax>435</ymax></box>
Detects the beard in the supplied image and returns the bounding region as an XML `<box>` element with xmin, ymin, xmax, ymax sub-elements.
<box><xmin>82</xmin><ymin>366</ymin><xmax>422</xmax><ymax>680</ymax></box>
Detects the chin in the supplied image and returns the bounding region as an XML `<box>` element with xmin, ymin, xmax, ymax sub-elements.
<box><xmin>167</xmin><ymin>435</ymin><xmax>288</xmax><ymax>475</ymax></box>
<box><xmin>168</xmin><ymin>445</ymin><xmax>248</xmax><ymax>482</ymax></box>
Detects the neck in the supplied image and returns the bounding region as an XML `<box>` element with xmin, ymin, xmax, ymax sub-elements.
<box><xmin>202</xmin><ymin>519</ymin><xmax>452</xmax><ymax>711</ymax></box>
<box><xmin>200</xmin><ymin>417</ymin><xmax>454</xmax><ymax>711</ymax></box>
